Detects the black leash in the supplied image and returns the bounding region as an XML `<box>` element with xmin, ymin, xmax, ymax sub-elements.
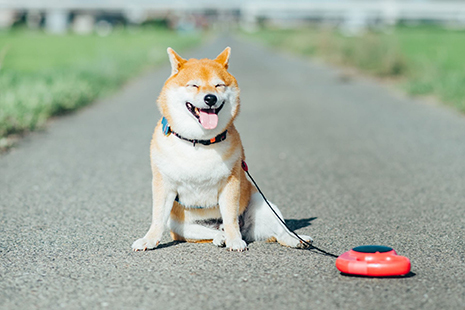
<box><xmin>241</xmin><ymin>160</ymin><xmax>338</xmax><ymax>258</ymax></box>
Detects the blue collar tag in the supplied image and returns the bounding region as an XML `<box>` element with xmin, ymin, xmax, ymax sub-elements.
<box><xmin>161</xmin><ymin>117</ymin><xmax>171</xmax><ymax>136</ymax></box>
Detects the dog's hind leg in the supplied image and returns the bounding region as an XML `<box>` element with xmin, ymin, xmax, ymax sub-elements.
<box><xmin>168</xmin><ymin>219</ymin><xmax>225</xmax><ymax>246</ymax></box>
<box><xmin>241</xmin><ymin>192</ymin><xmax>313</xmax><ymax>248</ymax></box>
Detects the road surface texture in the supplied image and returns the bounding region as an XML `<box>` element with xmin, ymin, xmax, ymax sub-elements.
<box><xmin>1</xmin><ymin>36</ymin><xmax>464</xmax><ymax>310</ymax></box>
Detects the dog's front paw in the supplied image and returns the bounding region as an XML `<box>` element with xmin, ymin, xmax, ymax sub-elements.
<box><xmin>132</xmin><ymin>237</ymin><xmax>160</xmax><ymax>251</ymax></box>
<box><xmin>213</xmin><ymin>232</ymin><xmax>226</xmax><ymax>247</ymax></box>
<box><xmin>226</xmin><ymin>238</ymin><xmax>247</xmax><ymax>252</ymax></box>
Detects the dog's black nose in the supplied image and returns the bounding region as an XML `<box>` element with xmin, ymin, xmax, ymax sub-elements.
<box><xmin>204</xmin><ymin>94</ymin><xmax>217</xmax><ymax>107</ymax></box>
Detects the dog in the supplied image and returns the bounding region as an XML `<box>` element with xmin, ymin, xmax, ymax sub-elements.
<box><xmin>132</xmin><ymin>47</ymin><xmax>312</xmax><ymax>252</ymax></box>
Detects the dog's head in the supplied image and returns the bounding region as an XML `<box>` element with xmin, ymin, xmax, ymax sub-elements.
<box><xmin>157</xmin><ymin>47</ymin><xmax>240</xmax><ymax>140</ymax></box>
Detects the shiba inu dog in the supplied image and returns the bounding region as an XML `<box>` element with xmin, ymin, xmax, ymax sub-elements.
<box><xmin>132</xmin><ymin>47</ymin><xmax>312</xmax><ymax>252</ymax></box>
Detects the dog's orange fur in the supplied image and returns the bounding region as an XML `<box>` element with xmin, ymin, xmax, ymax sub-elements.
<box><xmin>154</xmin><ymin>48</ymin><xmax>254</xmax><ymax>246</ymax></box>
<box><xmin>158</xmin><ymin>50</ymin><xmax>240</xmax><ymax>132</ymax></box>
<box><xmin>132</xmin><ymin>48</ymin><xmax>313</xmax><ymax>252</ymax></box>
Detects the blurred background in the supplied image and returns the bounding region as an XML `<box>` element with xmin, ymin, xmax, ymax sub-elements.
<box><xmin>3</xmin><ymin>0</ymin><xmax>465</xmax><ymax>35</ymax></box>
<box><xmin>1</xmin><ymin>0</ymin><xmax>465</xmax><ymax>149</ymax></box>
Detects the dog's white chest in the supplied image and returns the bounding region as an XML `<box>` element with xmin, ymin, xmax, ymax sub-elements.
<box><xmin>153</xmin><ymin>133</ymin><xmax>239</xmax><ymax>208</ymax></box>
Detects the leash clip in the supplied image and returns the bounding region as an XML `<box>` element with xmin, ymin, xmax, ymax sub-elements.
<box><xmin>241</xmin><ymin>160</ymin><xmax>248</xmax><ymax>172</ymax></box>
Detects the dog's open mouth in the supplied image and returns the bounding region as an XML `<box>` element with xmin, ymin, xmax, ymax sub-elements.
<box><xmin>186</xmin><ymin>102</ymin><xmax>224</xmax><ymax>130</ymax></box>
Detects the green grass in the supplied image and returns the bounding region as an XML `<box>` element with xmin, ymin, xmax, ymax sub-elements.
<box><xmin>0</xmin><ymin>27</ymin><xmax>201</xmax><ymax>143</ymax></box>
<box><xmin>244</xmin><ymin>26</ymin><xmax>465</xmax><ymax>113</ymax></box>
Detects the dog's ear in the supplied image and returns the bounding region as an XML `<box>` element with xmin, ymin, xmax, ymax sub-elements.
<box><xmin>215</xmin><ymin>47</ymin><xmax>231</xmax><ymax>69</ymax></box>
<box><xmin>167</xmin><ymin>47</ymin><xmax>186</xmax><ymax>76</ymax></box>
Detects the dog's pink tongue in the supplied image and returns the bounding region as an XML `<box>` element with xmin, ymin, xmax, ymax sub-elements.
<box><xmin>199</xmin><ymin>110</ymin><xmax>218</xmax><ymax>130</ymax></box>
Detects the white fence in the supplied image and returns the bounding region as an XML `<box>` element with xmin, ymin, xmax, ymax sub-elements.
<box><xmin>2</xmin><ymin>0</ymin><xmax>465</xmax><ymax>32</ymax></box>
<box><xmin>244</xmin><ymin>1</ymin><xmax>465</xmax><ymax>24</ymax></box>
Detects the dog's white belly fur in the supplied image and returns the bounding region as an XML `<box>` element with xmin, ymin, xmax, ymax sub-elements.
<box><xmin>176</xmin><ymin>182</ymin><xmax>222</xmax><ymax>208</ymax></box>
<box><xmin>153</xmin><ymin>130</ymin><xmax>240</xmax><ymax>209</ymax></box>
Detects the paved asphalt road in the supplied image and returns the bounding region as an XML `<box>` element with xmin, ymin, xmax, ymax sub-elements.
<box><xmin>1</xmin><ymin>36</ymin><xmax>465</xmax><ymax>310</ymax></box>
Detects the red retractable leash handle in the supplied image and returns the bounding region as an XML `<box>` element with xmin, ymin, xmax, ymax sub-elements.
<box><xmin>335</xmin><ymin>245</ymin><xmax>411</xmax><ymax>277</ymax></box>
<box><xmin>241</xmin><ymin>160</ymin><xmax>411</xmax><ymax>277</ymax></box>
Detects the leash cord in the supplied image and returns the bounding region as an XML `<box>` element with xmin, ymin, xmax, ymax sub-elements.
<box><xmin>241</xmin><ymin>160</ymin><xmax>338</xmax><ymax>258</ymax></box>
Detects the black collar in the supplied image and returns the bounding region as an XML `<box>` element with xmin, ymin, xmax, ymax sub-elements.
<box><xmin>161</xmin><ymin>117</ymin><xmax>227</xmax><ymax>147</ymax></box>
